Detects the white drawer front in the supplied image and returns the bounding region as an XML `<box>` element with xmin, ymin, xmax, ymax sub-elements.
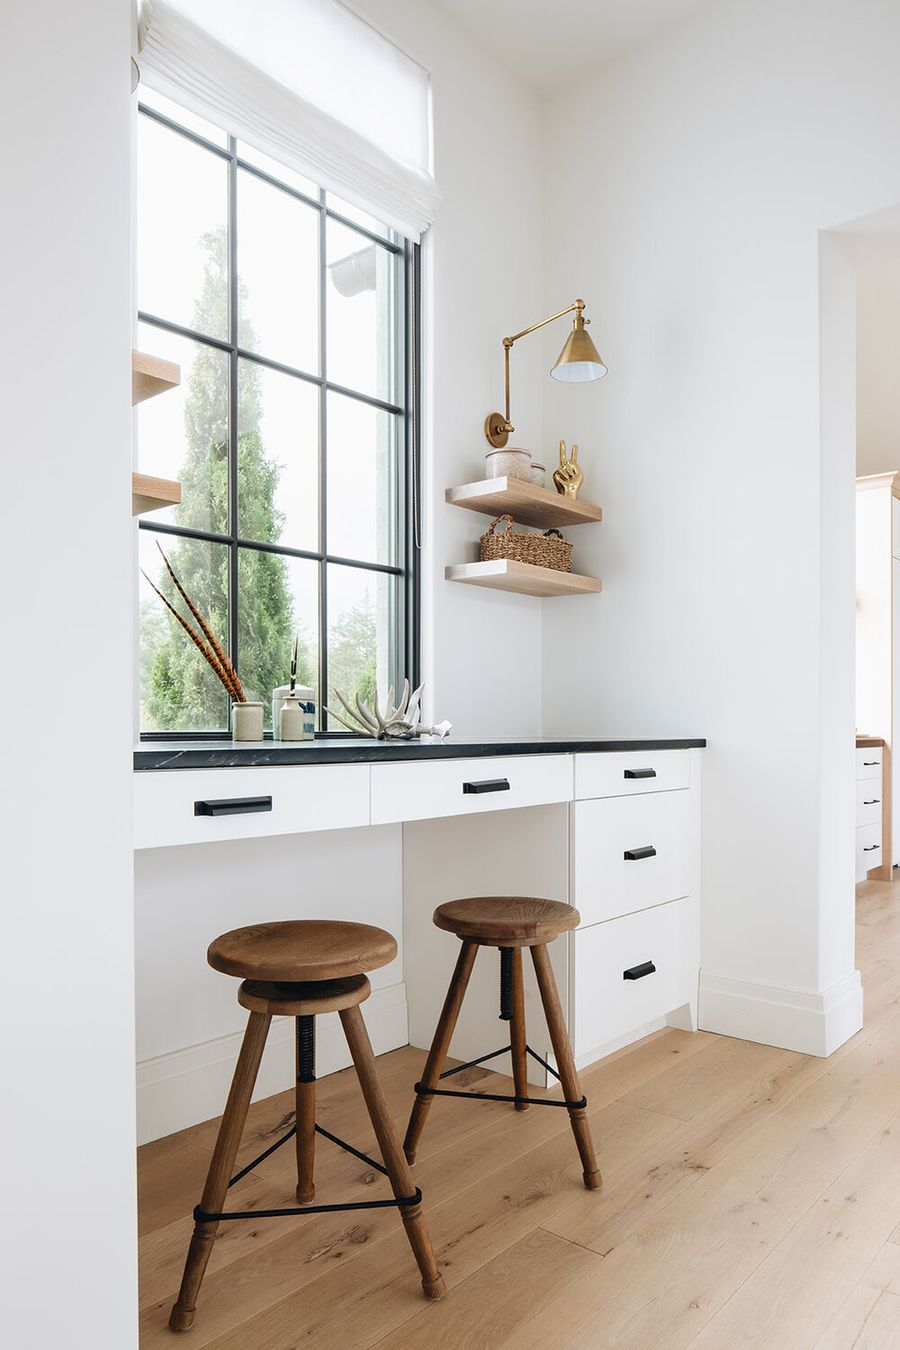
<box><xmin>134</xmin><ymin>765</ymin><xmax>370</xmax><ymax>849</ymax></box>
<box><xmin>572</xmin><ymin>901</ymin><xmax>685</xmax><ymax>1056</ymax></box>
<box><xmin>572</xmin><ymin>791</ymin><xmax>694</xmax><ymax>925</ymax></box>
<box><xmin>575</xmin><ymin>749</ymin><xmax>690</xmax><ymax>801</ymax></box>
<box><xmin>370</xmin><ymin>754</ymin><xmax>572</xmax><ymax>826</ymax></box>
<box><xmin>856</xmin><ymin>821</ymin><xmax>883</xmax><ymax>876</ymax></box>
<box><xmin>855</xmin><ymin>778</ymin><xmax>883</xmax><ymax>828</ymax></box>
<box><xmin>856</xmin><ymin>747</ymin><xmax>883</xmax><ymax>780</ymax></box>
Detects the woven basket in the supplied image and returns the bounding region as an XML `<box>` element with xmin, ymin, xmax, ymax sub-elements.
<box><xmin>479</xmin><ymin>514</ymin><xmax>573</xmax><ymax>573</ymax></box>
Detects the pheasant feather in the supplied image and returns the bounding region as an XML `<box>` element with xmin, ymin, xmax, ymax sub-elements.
<box><xmin>156</xmin><ymin>543</ymin><xmax>245</xmax><ymax>702</ymax></box>
<box><xmin>141</xmin><ymin>569</ymin><xmax>243</xmax><ymax>703</ymax></box>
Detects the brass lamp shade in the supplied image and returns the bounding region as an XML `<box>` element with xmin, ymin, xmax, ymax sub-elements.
<box><xmin>550</xmin><ymin>317</ymin><xmax>607</xmax><ymax>383</ymax></box>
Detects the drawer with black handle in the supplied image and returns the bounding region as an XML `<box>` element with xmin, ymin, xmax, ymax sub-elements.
<box><xmin>571</xmin><ymin>899</ymin><xmax>684</xmax><ymax>1057</ymax></box>
<box><xmin>855</xmin><ymin>821</ymin><xmax>883</xmax><ymax>879</ymax></box>
<box><xmin>572</xmin><ymin>789</ymin><xmax>695</xmax><ymax>925</ymax></box>
<box><xmin>575</xmin><ymin>749</ymin><xmax>691</xmax><ymax>800</ymax></box>
<box><xmin>134</xmin><ymin>764</ymin><xmax>370</xmax><ymax>848</ymax></box>
<box><xmin>369</xmin><ymin>754</ymin><xmax>573</xmax><ymax>826</ymax></box>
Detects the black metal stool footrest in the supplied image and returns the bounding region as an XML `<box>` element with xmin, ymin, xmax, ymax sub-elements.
<box><xmin>195</xmin><ymin>1189</ymin><xmax>422</xmax><ymax>1222</ymax></box>
<box><xmin>194</xmin><ymin>1120</ymin><xmax>421</xmax><ymax>1224</ymax></box>
<box><xmin>413</xmin><ymin>1042</ymin><xmax>587</xmax><ymax>1111</ymax></box>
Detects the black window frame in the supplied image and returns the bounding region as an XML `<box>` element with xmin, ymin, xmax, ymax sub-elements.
<box><xmin>136</xmin><ymin>99</ymin><xmax>421</xmax><ymax>740</ymax></box>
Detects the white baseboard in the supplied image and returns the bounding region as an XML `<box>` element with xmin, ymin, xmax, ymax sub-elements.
<box><xmin>136</xmin><ymin>982</ymin><xmax>409</xmax><ymax>1145</ymax></box>
<box><xmin>698</xmin><ymin>969</ymin><xmax>863</xmax><ymax>1057</ymax></box>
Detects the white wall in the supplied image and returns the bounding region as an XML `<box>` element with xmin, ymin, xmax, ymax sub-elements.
<box><xmin>857</xmin><ymin>258</ymin><xmax>900</xmax><ymax>476</ymax></box>
<box><xmin>0</xmin><ymin>3</ymin><xmax>137</xmax><ymax>1347</ymax></box>
<box><xmin>349</xmin><ymin>0</ymin><xmax>547</xmax><ymax>738</ymax></box>
<box><xmin>133</xmin><ymin>0</ymin><xmax>548</xmax><ymax>1141</ymax></box>
<box><xmin>540</xmin><ymin>0</ymin><xmax>900</xmax><ymax>1053</ymax></box>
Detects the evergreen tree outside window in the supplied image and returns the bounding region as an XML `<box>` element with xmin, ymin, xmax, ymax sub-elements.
<box><xmin>136</xmin><ymin>91</ymin><xmax>418</xmax><ymax>735</ymax></box>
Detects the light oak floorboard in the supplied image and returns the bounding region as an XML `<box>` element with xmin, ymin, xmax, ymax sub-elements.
<box><xmin>376</xmin><ymin>1228</ymin><xmax>603</xmax><ymax>1349</ymax></box>
<box><xmin>813</xmin><ymin>1241</ymin><xmax>900</xmax><ymax>1350</ymax></box>
<box><xmin>137</xmin><ymin>879</ymin><xmax>900</xmax><ymax>1350</ymax></box>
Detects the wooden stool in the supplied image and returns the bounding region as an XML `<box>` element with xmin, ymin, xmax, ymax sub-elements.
<box><xmin>169</xmin><ymin>920</ymin><xmax>445</xmax><ymax>1331</ymax></box>
<box><xmin>403</xmin><ymin>897</ymin><xmax>601</xmax><ymax>1191</ymax></box>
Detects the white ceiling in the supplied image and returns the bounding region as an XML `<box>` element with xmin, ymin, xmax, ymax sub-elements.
<box><xmin>433</xmin><ymin>0</ymin><xmax>711</xmax><ymax>95</ymax></box>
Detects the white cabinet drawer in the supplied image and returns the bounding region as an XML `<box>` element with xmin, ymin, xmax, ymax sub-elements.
<box><xmin>571</xmin><ymin>901</ymin><xmax>685</xmax><ymax>1056</ymax></box>
<box><xmin>856</xmin><ymin>747</ymin><xmax>883</xmax><ymax>780</ymax></box>
<box><xmin>575</xmin><ymin>749</ymin><xmax>690</xmax><ymax>800</ymax></box>
<box><xmin>134</xmin><ymin>765</ymin><xmax>370</xmax><ymax>849</ymax></box>
<box><xmin>855</xmin><ymin>778</ymin><xmax>883</xmax><ymax>828</ymax></box>
<box><xmin>572</xmin><ymin>791</ymin><xmax>694</xmax><ymax>925</ymax></box>
<box><xmin>856</xmin><ymin>821</ymin><xmax>883</xmax><ymax>876</ymax></box>
<box><xmin>370</xmin><ymin>754</ymin><xmax>572</xmax><ymax>826</ymax></box>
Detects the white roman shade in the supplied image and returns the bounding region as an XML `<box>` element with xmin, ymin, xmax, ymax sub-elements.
<box><xmin>138</xmin><ymin>0</ymin><xmax>439</xmax><ymax>240</ymax></box>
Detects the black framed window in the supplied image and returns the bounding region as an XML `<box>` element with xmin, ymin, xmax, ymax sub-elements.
<box><xmin>136</xmin><ymin>89</ymin><xmax>419</xmax><ymax>736</ymax></box>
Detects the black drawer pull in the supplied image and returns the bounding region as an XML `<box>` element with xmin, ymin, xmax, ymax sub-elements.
<box><xmin>462</xmin><ymin>778</ymin><xmax>511</xmax><ymax>795</ymax></box>
<box><xmin>863</xmin><ymin>761</ymin><xmax>880</xmax><ymax>766</ymax></box>
<box><xmin>623</xmin><ymin>961</ymin><xmax>656</xmax><ymax>981</ymax></box>
<box><xmin>624</xmin><ymin>768</ymin><xmax>656</xmax><ymax>779</ymax></box>
<box><xmin>194</xmin><ymin>796</ymin><xmax>273</xmax><ymax>817</ymax></box>
<box><xmin>624</xmin><ymin>845</ymin><xmax>657</xmax><ymax>861</ymax></box>
<box><xmin>863</xmin><ymin>799</ymin><xmax>880</xmax><ymax>806</ymax></box>
<box><xmin>863</xmin><ymin>844</ymin><xmax>879</xmax><ymax>852</ymax></box>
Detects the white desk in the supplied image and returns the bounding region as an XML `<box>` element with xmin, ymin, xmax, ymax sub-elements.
<box><xmin>134</xmin><ymin>740</ymin><xmax>703</xmax><ymax>1143</ymax></box>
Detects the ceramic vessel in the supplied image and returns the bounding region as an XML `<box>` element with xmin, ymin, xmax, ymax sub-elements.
<box><xmin>485</xmin><ymin>447</ymin><xmax>532</xmax><ymax>481</ymax></box>
<box><xmin>278</xmin><ymin>697</ymin><xmax>305</xmax><ymax>742</ymax></box>
<box><xmin>231</xmin><ymin>701</ymin><xmax>264</xmax><ymax>741</ymax></box>
<box><xmin>530</xmin><ymin>461</ymin><xmax>546</xmax><ymax>487</ymax></box>
<box><xmin>272</xmin><ymin>684</ymin><xmax>315</xmax><ymax>739</ymax></box>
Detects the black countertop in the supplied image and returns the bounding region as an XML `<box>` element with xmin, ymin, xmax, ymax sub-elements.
<box><xmin>134</xmin><ymin>736</ymin><xmax>707</xmax><ymax>771</ymax></box>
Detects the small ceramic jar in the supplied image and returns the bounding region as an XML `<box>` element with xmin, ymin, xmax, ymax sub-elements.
<box><xmin>530</xmin><ymin>461</ymin><xmax>546</xmax><ymax>488</ymax></box>
<box><xmin>231</xmin><ymin>701</ymin><xmax>264</xmax><ymax>741</ymax></box>
<box><xmin>272</xmin><ymin>684</ymin><xmax>315</xmax><ymax>739</ymax></box>
<box><xmin>278</xmin><ymin>697</ymin><xmax>305</xmax><ymax>742</ymax></box>
<box><xmin>485</xmin><ymin>447</ymin><xmax>532</xmax><ymax>481</ymax></box>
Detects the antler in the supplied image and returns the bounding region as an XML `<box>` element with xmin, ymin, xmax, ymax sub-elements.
<box><xmin>326</xmin><ymin>681</ymin><xmax>450</xmax><ymax>740</ymax></box>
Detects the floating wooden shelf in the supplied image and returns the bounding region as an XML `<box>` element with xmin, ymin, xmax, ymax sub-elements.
<box><xmin>445</xmin><ymin>559</ymin><xmax>602</xmax><ymax>598</ymax></box>
<box><xmin>132</xmin><ymin>349</ymin><xmax>181</xmax><ymax>405</ymax></box>
<box><xmin>445</xmin><ymin>476</ymin><xmax>602</xmax><ymax>528</ymax></box>
<box><xmin>132</xmin><ymin>472</ymin><xmax>182</xmax><ymax>516</ymax></box>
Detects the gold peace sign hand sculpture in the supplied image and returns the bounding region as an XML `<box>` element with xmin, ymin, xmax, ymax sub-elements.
<box><xmin>552</xmin><ymin>439</ymin><xmax>583</xmax><ymax>499</ymax></box>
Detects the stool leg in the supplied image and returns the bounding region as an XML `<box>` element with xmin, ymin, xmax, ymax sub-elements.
<box><xmin>169</xmin><ymin>1011</ymin><xmax>272</xmax><ymax>1331</ymax></box>
<box><xmin>340</xmin><ymin>1004</ymin><xmax>446</xmax><ymax>1300</ymax></box>
<box><xmin>295</xmin><ymin>1015</ymin><xmax>316</xmax><ymax>1204</ymax></box>
<box><xmin>509</xmin><ymin>946</ymin><xmax>529</xmax><ymax>1111</ymax></box>
<box><xmin>530</xmin><ymin>943</ymin><xmax>602</xmax><ymax>1191</ymax></box>
<box><xmin>403</xmin><ymin>939</ymin><xmax>478</xmax><ymax>1164</ymax></box>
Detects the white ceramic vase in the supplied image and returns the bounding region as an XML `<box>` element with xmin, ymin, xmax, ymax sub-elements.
<box><xmin>231</xmin><ymin>701</ymin><xmax>264</xmax><ymax>741</ymax></box>
<box><xmin>278</xmin><ymin>697</ymin><xmax>305</xmax><ymax>742</ymax></box>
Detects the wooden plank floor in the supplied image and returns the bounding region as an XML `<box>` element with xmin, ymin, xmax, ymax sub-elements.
<box><xmin>139</xmin><ymin>880</ymin><xmax>900</xmax><ymax>1349</ymax></box>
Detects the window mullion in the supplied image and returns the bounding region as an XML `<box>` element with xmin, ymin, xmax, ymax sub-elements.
<box><xmin>317</xmin><ymin>193</ymin><xmax>329</xmax><ymax>730</ymax></box>
<box><xmin>228</xmin><ymin>136</ymin><xmax>240</xmax><ymax>713</ymax></box>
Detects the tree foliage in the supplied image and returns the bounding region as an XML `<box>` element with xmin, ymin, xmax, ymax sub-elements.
<box><xmin>140</xmin><ymin>223</ymin><xmax>382</xmax><ymax>734</ymax></box>
<box><xmin>143</xmin><ymin>229</ymin><xmax>310</xmax><ymax>731</ymax></box>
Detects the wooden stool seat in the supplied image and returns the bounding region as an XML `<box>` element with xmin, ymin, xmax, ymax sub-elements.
<box><xmin>169</xmin><ymin>920</ymin><xmax>443</xmax><ymax>1332</ymax></box>
<box><xmin>433</xmin><ymin>896</ymin><xmax>580</xmax><ymax>947</ymax></box>
<box><xmin>208</xmin><ymin>919</ymin><xmax>397</xmax><ymax>982</ymax></box>
<box><xmin>238</xmin><ymin>974</ymin><xmax>371</xmax><ymax>1016</ymax></box>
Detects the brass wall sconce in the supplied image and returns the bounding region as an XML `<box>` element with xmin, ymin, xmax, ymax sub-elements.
<box><xmin>484</xmin><ymin>298</ymin><xmax>607</xmax><ymax>448</ymax></box>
